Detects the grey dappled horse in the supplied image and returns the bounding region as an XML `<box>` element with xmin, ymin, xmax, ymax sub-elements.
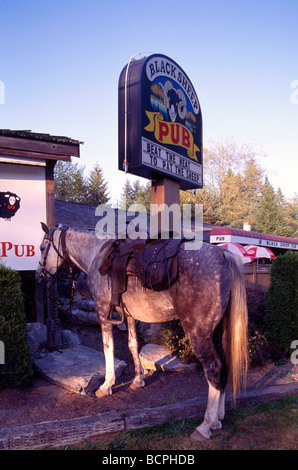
<box><xmin>36</xmin><ymin>225</ymin><xmax>248</xmax><ymax>441</ymax></box>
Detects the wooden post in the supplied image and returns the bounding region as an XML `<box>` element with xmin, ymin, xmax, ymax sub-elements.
<box><xmin>253</xmin><ymin>262</ymin><xmax>257</xmax><ymax>289</ymax></box>
<box><xmin>151</xmin><ymin>177</ymin><xmax>180</xmax><ymax>235</ymax></box>
<box><xmin>46</xmin><ymin>282</ymin><xmax>61</xmax><ymax>352</ymax></box>
<box><xmin>45</xmin><ymin>159</ymin><xmax>61</xmax><ymax>350</ymax></box>
<box><xmin>45</xmin><ymin>160</ymin><xmax>56</xmax><ymax>229</ymax></box>
<box><xmin>35</xmin><ymin>279</ymin><xmax>45</xmax><ymax>324</ymax></box>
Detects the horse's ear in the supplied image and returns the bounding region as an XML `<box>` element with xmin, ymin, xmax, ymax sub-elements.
<box><xmin>58</xmin><ymin>223</ymin><xmax>63</xmax><ymax>229</ymax></box>
<box><xmin>41</xmin><ymin>222</ymin><xmax>50</xmax><ymax>235</ymax></box>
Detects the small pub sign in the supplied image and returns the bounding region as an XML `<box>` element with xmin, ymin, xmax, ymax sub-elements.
<box><xmin>118</xmin><ymin>54</ymin><xmax>203</xmax><ymax>190</ymax></box>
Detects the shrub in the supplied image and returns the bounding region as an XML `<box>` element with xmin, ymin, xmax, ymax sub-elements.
<box><xmin>247</xmin><ymin>328</ymin><xmax>271</xmax><ymax>366</ymax></box>
<box><xmin>162</xmin><ymin>321</ymin><xmax>199</xmax><ymax>365</ymax></box>
<box><xmin>0</xmin><ymin>263</ymin><xmax>33</xmax><ymax>389</ymax></box>
<box><xmin>264</xmin><ymin>252</ymin><xmax>298</xmax><ymax>352</ymax></box>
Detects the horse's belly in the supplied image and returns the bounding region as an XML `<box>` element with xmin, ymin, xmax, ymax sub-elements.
<box><xmin>122</xmin><ymin>279</ymin><xmax>176</xmax><ymax>323</ymax></box>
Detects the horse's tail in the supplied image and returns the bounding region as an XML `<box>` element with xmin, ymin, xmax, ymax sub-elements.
<box><xmin>223</xmin><ymin>251</ymin><xmax>248</xmax><ymax>404</ymax></box>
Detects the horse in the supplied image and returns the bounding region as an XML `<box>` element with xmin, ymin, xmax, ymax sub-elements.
<box><xmin>36</xmin><ymin>223</ymin><xmax>248</xmax><ymax>441</ymax></box>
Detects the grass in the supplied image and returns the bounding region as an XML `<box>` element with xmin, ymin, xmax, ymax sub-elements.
<box><xmin>53</xmin><ymin>395</ymin><xmax>298</xmax><ymax>451</ymax></box>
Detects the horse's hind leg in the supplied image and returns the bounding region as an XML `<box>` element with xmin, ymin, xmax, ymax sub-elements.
<box><xmin>190</xmin><ymin>381</ymin><xmax>224</xmax><ymax>441</ymax></box>
<box><xmin>185</xmin><ymin>323</ymin><xmax>227</xmax><ymax>441</ymax></box>
<box><xmin>127</xmin><ymin>316</ymin><xmax>146</xmax><ymax>389</ymax></box>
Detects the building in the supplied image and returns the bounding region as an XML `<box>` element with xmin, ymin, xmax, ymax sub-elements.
<box><xmin>210</xmin><ymin>227</ymin><xmax>298</xmax><ymax>257</ymax></box>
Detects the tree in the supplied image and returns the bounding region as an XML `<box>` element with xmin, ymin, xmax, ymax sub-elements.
<box><xmin>85</xmin><ymin>163</ymin><xmax>110</xmax><ymax>206</ymax></box>
<box><xmin>276</xmin><ymin>191</ymin><xmax>298</xmax><ymax>238</ymax></box>
<box><xmin>119</xmin><ymin>180</ymin><xmax>135</xmax><ymax>209</ymax></box>
<box><xmin>119</xmin><ymin>179</ymin><xmax>151</xmax><ymax>212</ymax></box>
<box><xmin>253</xmin><ymin>178</ymin><xmax>286</xmax><ymax>235</ymax></box>
<box><xmin>54</xmin><ymin>161</ymin><xmax>109</xmax><ymax>206</ymax></box>
<box><xmin>195</xmin><ymin>187</ymin><xmax>219</xmax><ymax>225</ymax></box>
<box><xmin>286</xmin><ymin>194</ymin><xmax>298</xmax><ymax>237</ymax></box>
<box><xmin>54</xmin><ymin>161</ymin><xmax>88</xmax><ymax>203</ymax></box>
<box><xmin>197</xmin><ymin>139</ymin><xmax>264</xmax><ymax>227</ymax></box>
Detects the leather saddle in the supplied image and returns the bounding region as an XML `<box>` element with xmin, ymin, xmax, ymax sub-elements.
<box><xmin>99</xmin><ymin>233</ymin><xmax>185</xmax><ymax>324</ymax></box>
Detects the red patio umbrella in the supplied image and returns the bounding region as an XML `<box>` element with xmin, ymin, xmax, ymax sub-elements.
<box><xmin>218</xmin><ymin>243</ymin><xmax>252</xmax><ymax>264</ymax></box>
<box><xmin>244</xmin><ymin>245</ymin><xmax>276</xmax><ymax>262</ymax></box>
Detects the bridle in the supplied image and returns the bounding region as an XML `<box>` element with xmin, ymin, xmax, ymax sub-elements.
<box><xmin>39</xmin><ymin>227</ymin><xmax>72</xmax><ymax>281</ymax></box>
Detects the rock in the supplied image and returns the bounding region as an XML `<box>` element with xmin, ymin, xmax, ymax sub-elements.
<box><xmin>138</xmin><ymin>322</ymin><xmax>169</xmax><ymax>343</ymax></box>
<box><xmin>33</xmin><ymin>345</ymin><xmax>127</xmax><ymax>395</ymax></box>
<box><xmin>65</xmin><ymin>308</ymin><xmax>99</xmax><ymax>325</ymax></box>
<box><xmin>61</xmin><ymin>329</ymin><xmax>82</xmax><ymax>348</ymax></box>
<box><xmin>72</xmin><ymin>299</ymin><xmax>95</xmax><ymax>312</ymax></box>
<box><xmin>26</xmin><ymin>322</ymin><xmax>47</xmax><ymax>356</ymax></box>
<box><xmin>139</xmin><ymin>344</ymin><xmax>197</xmax><ymax>372</ymax></box>
<box><xmin>59</xmin><ymin>299</ymin><xmax>99</xmax><ymax>325</ymax></box>
<box><xmin>26</xmin><ymin>322</ymin><xmax>83</xmax><ymax>358</ymax></box>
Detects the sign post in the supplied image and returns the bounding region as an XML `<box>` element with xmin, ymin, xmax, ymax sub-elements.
<box><xmin>118</xmin><ymin>53</ymin><xmax>203</xmax><ymax>232</ymax></box>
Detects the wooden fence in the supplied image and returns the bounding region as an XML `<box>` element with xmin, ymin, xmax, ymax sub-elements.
<box><xmin>243</xmin><ymin>264</ymin><xmax>271</xmax><ymax>292</ymax></box>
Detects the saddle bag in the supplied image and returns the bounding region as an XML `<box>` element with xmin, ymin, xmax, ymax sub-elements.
<box><xmin>133</xmin><ymin>238</ymin><xmax>183</xmax><ymax>291</ymax></box>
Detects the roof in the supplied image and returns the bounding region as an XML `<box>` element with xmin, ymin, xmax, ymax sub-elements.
<box><xmin>55</xmin><ymin>199</ymin><xmax>99</xmax><ymax>231</ymax></box>
<box><xmin>0</xmin><ymin>129</ymin><xmax>82</xmax><ymax>161</ymax></box>
<box><xmin>0</xmin><ymin>129</ymin><xmax>82</xmax><ymax>145</ymax></box>
<box><xmin>55</xmin><ymin>199</ymin><xmax>213</xmax><ymax>242</ymax></box>
<box><xmin>55</xmin><ymin>200</ymin><xmax>145</xmax><ymax>232</ymax></box>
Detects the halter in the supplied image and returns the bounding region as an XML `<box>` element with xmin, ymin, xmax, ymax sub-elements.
<box><xmin>39</xmin><ymin>227</ymin><xmax>72</xmax><ymax>280</ymax></box>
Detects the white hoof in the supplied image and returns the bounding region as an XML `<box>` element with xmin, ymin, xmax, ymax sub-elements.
<box><xmin>95</xmin><ymin>384</ymin><xmax>112</xmax><ymax>397</ymax></box>
<box><xmin>130</xmin><ymin>378</ymin><xmax>145</xmax><ymax>390</ymax></box>
<box><xmin>190</xmin><ymin>430</ymin><xmax>209</xmax><ymax>442</ymax></box>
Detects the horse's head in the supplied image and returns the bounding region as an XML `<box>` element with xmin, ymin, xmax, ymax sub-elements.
<box><xmin>36</xmin><ymin>223</ymin><xmax>68</xmax><ymax>282</ymax></box>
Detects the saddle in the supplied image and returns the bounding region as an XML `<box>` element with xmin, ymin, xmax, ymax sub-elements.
<box><xmin>99</xmin><ymin>234</ymin><xmax>185</xmax><ymax>324</ymax></box>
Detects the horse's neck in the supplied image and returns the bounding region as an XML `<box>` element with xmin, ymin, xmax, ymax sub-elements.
<box><xmin>65</xmin><ymin>229</ymin><xmax>102</xmax><ymax>274</ymax></box>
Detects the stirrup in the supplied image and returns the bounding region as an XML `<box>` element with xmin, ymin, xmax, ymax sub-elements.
<box><xmin>107</xmin><ymin>300</ymin><xmax>125</xmax><ymax>325</ymax></box>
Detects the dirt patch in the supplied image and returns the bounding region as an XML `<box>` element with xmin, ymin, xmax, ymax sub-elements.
<box><xmin>0</xmin><ymin>322</ymin><xmax>297</xmax><ymax>431</ymax></box>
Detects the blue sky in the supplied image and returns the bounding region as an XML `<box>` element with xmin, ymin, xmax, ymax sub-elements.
<box><xmin>0</xmin><ymin>0</ymin><xmax>297</xmax><ymax>205</ymax></box>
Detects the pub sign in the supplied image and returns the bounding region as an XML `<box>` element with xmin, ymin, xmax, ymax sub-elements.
<box><xmin>118</xmin><ymin>54</ymin><xmax>203</xmax><ymax>190</ymax></box>
<box><xmin>0</xmin><ymin>162</ymin><xmax>46</xmax><ymax>271</ymax></box>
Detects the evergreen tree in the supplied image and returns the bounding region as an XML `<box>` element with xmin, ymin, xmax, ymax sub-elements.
<box><xmin>195</xmin><ymin>188</ymin><xmax>219</xmax><ymax>225</ymax></box>
<box><xmin>132</xmin><ymin>181</ymin><xmax>151</xmax><ymax>212</ymax></box>
<box><xmin>253</xmin><ymin>178</ymin><xmax>285</xmax><ymax>234</ymax></box>
<box><xmin>285</xmin><ymin>194</ymin><xmax>298</xmax><ymax>237</ymax></box>
<box><xmin>275</xmin><ymin>190</ymin><xmax>298</xmax><ymax>237</ymax></box>
<box><xmin>119</xmin><ymin>180</ymin><xmax>135</xmax><ymax>209</ymax></box>
<box><xmin>85</xmin><ymin>163</ymin><xmax>110</xmax><ymax>206</ymax></box>
<box><xmin>54</xmin><ymin>161</ymin><xmax>88</xmax><ymax>203</ymax></box>
<box><xmin>54</xmin><ymin>160</ymin><xmax>109</xmax><ymax>206</ymax></box>
<box><xmin>119</xmin><ymin>179</ymin><xmax>151</xmax><ymax>212</ymax></box>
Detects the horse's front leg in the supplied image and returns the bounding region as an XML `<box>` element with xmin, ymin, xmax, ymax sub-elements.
<box><xmin>127</xmin><ymin>316</ymin><xmax>146</xmax><ymax>390</ymax></box>
<box><xmin>96</xmin><ymin>319</ymin><xmax>115</xmax><ymax>397</ymax></box>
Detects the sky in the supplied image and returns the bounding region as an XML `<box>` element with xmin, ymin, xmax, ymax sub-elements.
<box><xmin>0</xmin><ymin>0</ymin><xmax>297</xmax><ymax>206</ymax></box>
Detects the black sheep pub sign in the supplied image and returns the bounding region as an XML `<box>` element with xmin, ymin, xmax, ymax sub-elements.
<box><xmin>0</xmin><ymin>163</ymin><xmax>46</xmax><ymax>270</ymax></box>
<box><xmin>118</xmin><ymin>54</ymin><xmax>203</xmax><ymax>190</ymax></box>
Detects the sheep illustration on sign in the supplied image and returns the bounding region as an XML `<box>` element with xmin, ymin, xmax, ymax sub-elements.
<box><xmin>0</xmin><ymin>192</ymin><xmax>21</xmax><ymax>220</ymax></box>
